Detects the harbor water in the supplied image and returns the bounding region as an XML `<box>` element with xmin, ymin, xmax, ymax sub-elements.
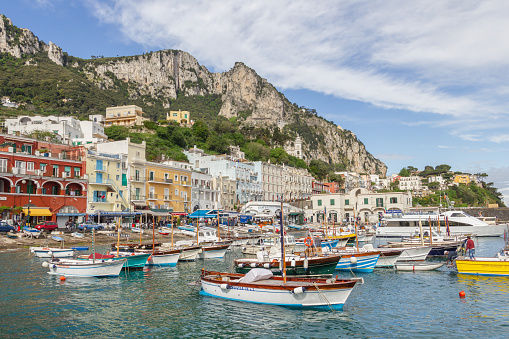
<box><xmin>0</xmin><ymin>237</ymin><xmax>508</xmax><ymax>338</ymax></box>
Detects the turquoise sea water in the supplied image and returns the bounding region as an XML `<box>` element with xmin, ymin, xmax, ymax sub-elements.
<box><xmin>0</xmin><ymin>238</ymin><xmax>508</xmax><ymax>338</ymax></box>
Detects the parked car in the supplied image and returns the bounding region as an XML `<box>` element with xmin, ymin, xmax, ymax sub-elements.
<box><xmin>77</xmin><ymin>223</ymin><xmax>104</xmax><ymax>231</ymax></box>
<box><xmin>35</xmin><ymin>221</ymin><xmax>58</xmax><ymax>231</ymax></box>
<box><xmin>0</xmin><ymin>221</ymin><xmax>15</xmax><ymax>233</ymax></box>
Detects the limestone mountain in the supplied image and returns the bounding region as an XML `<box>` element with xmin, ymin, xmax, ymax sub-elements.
<box><xmin>0</xmin><ymin>14</ymin><xmax>387</xmax><ymax>175</ymax></box>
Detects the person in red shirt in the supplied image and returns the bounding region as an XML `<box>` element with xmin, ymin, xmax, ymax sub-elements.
<box><xmin>465</xmin><ymin>236</ymin><xmax>475</xmax><ymax>260</ymax></box>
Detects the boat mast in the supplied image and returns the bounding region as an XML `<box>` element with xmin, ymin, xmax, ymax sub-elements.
<box><xmin>419</xmin><ymin>217</ymin><xmax>424</xmax><ymax>246</ymax></box>
<box><xmin>280</xmin><ymin>196</ymin><xmax>286</xmax><ymax>283</ymax></box>
<box><xmin>152</xmin><ymin>218</ymin><xmax>155</xmax><ymax>254</ymax></box>
<box><xmin>117</xmin><ymin>217</ymin><xmax>121</xmax><ymax>257</ymax></box>
<box><xmin>217</xmin><ymin>208</ymin><xmax>220</xmax><ymax>240</ymax></box>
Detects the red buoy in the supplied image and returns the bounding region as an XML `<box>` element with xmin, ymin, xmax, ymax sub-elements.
<box><xmin>60</xmin><ymin>276</ymin><xmax>66</xmax><ymax>281</ymax></box>
<box><xmin>459</xmin><ymin>290</ymin><xmax>466</xmax><ymax>298</ymax></box>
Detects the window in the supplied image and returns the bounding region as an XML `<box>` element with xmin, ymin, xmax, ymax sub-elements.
<box><xmin>149</xmin><ymin>171</ymin><xmax>154</xmax><ymax>181</ymax></box>
<box><xmin>64</xmin><ymin>166</ymin><xmax>71</xmax><ymax>176</ymax></box>
<box><xmin>116</xmin><ymin>163</ymin><xmax>120</xmax><ymax>169</ymax></box>
<box><xmin>390</xmin><ymin>197</ymin><xmax>398</xmax><ymax>204</ymax></box>
<box><xmin>173</xmin><ymin>113</ymin><xmax>177</xmax><ymax>117</ymax></box>
<box><xmin>135</xmin><ymin>170</ymin><xmax>140</xmax><ymax>181</ymax></box>
<box><xmin>175</xmin><ymin>189</ymin><xmax>179</xmax><ymax>196</ymax></box>
<box><xmin>330</xmin><ymin>199</ymin><xmax>335</xmax><ymax>205</ymax></box>
<box><xmin>52</xmin><ymin>186</ymin><xmax>59</xmax><ymax>195</ymax></box>
<box><xmin>364</xmin><ymin>198</ymin><xmax>368</xmax><ymax>205</ymax></box>
<box><xmin>116</xmin><ymin>175</ymin><xmax>120</xmax><ymax>181</ymax></box>
<box><xmin>317</xmin><ymin>199</ymin><xmax>322</xmax><ymax>206</ymax></box>
<box><xmin>376</xmin><ymin>198</ymin><xmax>384</xmax><ymax>207</ymax></box>
<box><xmin>345</xmin><ymin>199</ymin><xmax>349</xmax><ymax>206</ymax></box>
<box><xmin>74</xmin><ymin>167</ymin><xmax>80</xmax><ymax>177</ymax></box>
<box><xmin>174</xmin><ymin>175</ymin><xmax>178</xmax><ymax>182</ymax></box>
<box><xmin>52</xmin><ymin>165</ymin><xmax>59</xmax><ymax>177</ymax></box>
<box><xmin>96</xmin><ymin>159</ymin><xmax>103</xmax><ymax>171</ymax></box>
<box><xmin>0</xmin><ymin>159</ymin><xmax>7</xmax><ymax>172</ymax></box>
<box><xmin>27</xmin><ymin>162</ymin><xmax>35</xmax><ymax>172</ymax></box>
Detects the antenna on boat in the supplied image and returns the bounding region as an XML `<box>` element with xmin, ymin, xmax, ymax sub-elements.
<box><xmin>280</xmin><ymin>195</ymin><xmax>286</xmax><ymax>283</ymax></box>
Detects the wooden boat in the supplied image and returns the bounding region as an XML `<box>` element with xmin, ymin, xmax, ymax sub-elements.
<box><xmin>78</xmin><ymin>252</ymin><xmax>151</xmax><ymax>269</ymax></box>
<box><xmin>200</xmin><ymin>201</ymin><xmax>359</xmax><ymax>310</ymax></box>
<box><xmin>158</xmin><ymin>227</ymin><xmax>172</xmax><ymax>235</ymax></box>
<box><xmin>23</xmin><ymin>227</ymin><xmax>41</xmax><ymax>238</ymax></box>
<box><xmin>334</xmin><ymin>249</ymin><xmax>381</xmax><ymax>272</ymax></box>
<box><xmin>234</xmin><ymin>254</ymin><xmax>342</xmax><ymax>276</ymax></box>
<box><xmin>44</xmin><ymin>258</ymin><xmax>126</xmax><ymax>277</ymax></box>
<box><xmin>33</xmin><ymin>247</ymin><xmax>75</xmax><ymax>258</ymax></box>
<box><xmin>375</xmin><ymin>249</ymin><xmax>403</xmax><ymax>268</ymax></box>
<box><xmin>455</xmin><ymin>248</ymin><xmax>509</xmax><ymax>276</ymax></box>
<box><xmin>200</xmin><ymin>269</ymin><xmax>358</xmax><ymax>310</ymax></box>
<box><xmin>146</xmin><ymin>250</ymin><xmax>180</xmax><ymax>267</ymax></box>
<box><xmin>198</xmin><ymin>244</ymin><xmax>230</xmax><ymax>259</ymax></box>
<box><xmin>177</xmin><ymin>246</ymin><xmax>202</xmax><ymax>261</ymax></box>
<box><xmin>394</xmin><ymin>261</ymin><xmax>445</xmax><ymax>271</ymax></box>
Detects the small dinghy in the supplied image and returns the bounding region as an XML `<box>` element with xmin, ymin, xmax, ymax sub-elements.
<box><xmin>71</xmin><ymin>232</ymin><xmax>85</xmax><ymax>238</ymax></box>
<box><xmin>394</xmin><ymin>261</ymin><xmax>445</xmax><ymax>271</ymax></box>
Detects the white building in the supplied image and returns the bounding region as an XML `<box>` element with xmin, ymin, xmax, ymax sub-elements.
<box><xmin>309</xmin><ymin>188</ymin><xmax>413</xmax><ymax>224</ymax></box>
<box><xmin>190</xmin><ymin>169</ymin><xmax>220</xmax><ymax>211</ymax></box>
<box><xmin>5</xmin><ymin>115</ymin><xmax>107</xmax><ymax>145</ymax></box>
<box><xmin>184</xmin><ymin>147</ymin><xmax>262</xmax><ymax>204</ymax></box>
<box><xmin>398</xmin><ymin>176</ymin><xmax>422</xmax><ymax>191</ymax></box>
<box><xmin>428</xmin><ymin>175</ymin><xmax>447</xmax><ymax>189</ymax></box>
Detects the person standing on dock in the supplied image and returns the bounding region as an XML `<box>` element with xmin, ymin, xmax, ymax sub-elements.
<box><xmin>465</xmin><ymin>236</ymin><xmax>475</xmax><ymax>260</ymax></box>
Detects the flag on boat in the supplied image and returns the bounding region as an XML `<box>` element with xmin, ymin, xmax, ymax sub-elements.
<box><xmin>445</xmin><ymin>217</ymin><xmax>450</xmax><ymax>236</ymax></box>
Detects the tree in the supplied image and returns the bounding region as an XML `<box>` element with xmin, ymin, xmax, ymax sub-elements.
<box><xmin>192</xmin><ymin>121</ymin><xmax>209</xmax><ymax>143</ymax></box>
<box><xmin>399</xmin><ymin>168</ymin><xmax>410</xmax><ymax>177</ymax></box>
<box><xmin>104</xmin><ymin>125</ymin><xmax>129</xmax><ymax>140</ymax></box>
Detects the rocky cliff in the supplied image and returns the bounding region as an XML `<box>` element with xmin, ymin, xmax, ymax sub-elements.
<box><xmin>0</xmin><ymin>14</ymin><xmax>387</xmax><ymax>175</ymax></box>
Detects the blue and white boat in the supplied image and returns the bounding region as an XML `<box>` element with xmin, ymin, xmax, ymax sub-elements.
<box><xmin>333</xmin><ymin>248</ymin><xmax>381</xmax><ymax>273</ymax></box>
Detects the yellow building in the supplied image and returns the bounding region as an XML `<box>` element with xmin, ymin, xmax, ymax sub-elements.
<box><xmin>453</xmin><ymin>174</ymin><xmax>471</xmax><ymax>184</ymax></box>
<box><xmin>145</xmin><ymin>161</ymin><xmax>192</xmax><ymax>213</ymax></box>
<box><xmin>105</xmin><ymin>105</ymin><xmax>150</xmax><ymax>127</ymax></box>
<box><xmin>86</xmin><ymin>150</ymin><xmax>128</xmax><ymax>214</ymax></box>
<box><xmin>166</xmin><ymin>110</ymin><xmax>190</xmax><ymax>125</ymax></box>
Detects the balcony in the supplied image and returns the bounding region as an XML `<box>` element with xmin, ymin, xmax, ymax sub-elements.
<box><xmin>92</xmin><ymin>197</ymin><xmax>109</xmax><ymax>203</ymax></box>
<box><xmin>131</xmin><ymin>176</ymin><xmax>146</xmax><ymax>182</ymax></box>
<box><xmin>164</xmin><ymin>195</ymin><xmax>172</xmax><ymax>201</ymax></box>
<box><xmin>131</xmin><ymin>195</ymin><xmax>146</xmax><ymax>201</ymax></box>
<box><xmin>147</xmin><ymin>193</ymin><xmax>158</xmax><ymax>200</ymax></box>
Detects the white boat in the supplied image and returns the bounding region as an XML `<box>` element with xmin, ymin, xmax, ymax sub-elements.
<box><xmin>147</xmin><ymin>251</ymin><xmax>180</xmax><ymax>267</ymax></box>
<box><xmin>33</xmin><ymin>247</ymin><xmax>75</xmax><ymax>258</ymax></box>
<box><xmin>394</xmin><ymin>261</ymin><xmax>445</xmax><ymax>271</ymax></box>
<box><xmin>173</xmin><ymin>245</ymin><xmax>202</xmax><ymax>261</ymax></box>
<box><xmin>23</xmin><ymin>227</ymin><xmax>41</xmax><ymax>238</ymax></box>
<box><xmin>158</xmin><ymin>227</ymin><xmax>172</xmax><ymax>235</ymax></box>
<box><xmin>197</xmin><ymin>244</ymin><xmax>230</xmax><ymax>259</ymax></box>
<box><xmin>200</xmin><ymin>268</ymin><xmax>358</xmax><ymax>310</ymax></box>
<box><xmin>378</xmin><ymin>210</ymin><xmax>507</xmax><ymax>237</ymax></box>
<box><xmin>44</xmin><ymin>258</ymin><xmax>126</xmax><ymax>277</ymax></box>
<box><xmin>71</xmin><ymin>232</ymin><xmax>85</xmax><ymax>238</ymax></box>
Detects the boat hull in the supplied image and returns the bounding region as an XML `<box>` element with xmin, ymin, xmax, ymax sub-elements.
<box><xmin>147</xmin><ymin>252</ymin><xmax>180</xmax><ymax>267</ymax></box>
<box><xmin>395</xmin><ymin>262</ymin><xmax>445</xmax><ymax>271</ymax></box>
<box><xmin>456</xmin><ymin>257</ymin><xmax>509</xmax><ymax>276</ymax></box>
<box><xmin>198</xmin><ymin>245</ymin><xmax>229</xmax><ymax>259</ymax></box>
<box><xmin>200</xmin><ymin>270</ymin><xmax>356</xmax><ymax>310</ymax></box>
<box><xmin>178</xmin><ymin>247</ymin><xmax>201</xmax><ymax>261</ymax></box>
<box><xmin>377</xmin><ymin>225</ymin><xmax>507</xmax><ymax>237</ymax></box>
<box><xmin>48</xmin><ymin>259</ymin><xmax>126</xmax><ymax>277</ymax></box>
<box><xmin>376</xmin><ymin>250</ymin><xmax>402</xmax><ymax>268</ymax></box>
<box><xmin>235</xmin><ymin>255</ymin><xmax>341</xmax><ymax>276</ymax></box>
<box><xmin>335</xmin><ymin>252</ymin><xmax>380</xmax><ymax>272</ymax></box>
<box><xmin>34</xmin><ymin>248</ymin><xmax>75</xmax><ymax>258</ymax></box>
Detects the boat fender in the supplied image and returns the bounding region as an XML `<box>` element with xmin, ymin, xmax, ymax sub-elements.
<box><xmin>272</xmin><ymin>259</ymin><xmax>277</xmax><ymax>263</ymax></box>
<box><xmin>42</xmin><ymin>261</ymin><xmax>49</xmax><ymax>268</ymax></box>
<box><xmin>52</xmin><ymin>264</ymin><xmax>57</xmax><ymax>269</ymax></box>
<box><xmin>350</xmin><ymin>256</ymin><xmax>357</xmax><ymax>264</ymax></box>
<box><xmin>291</xmin><ymin>259</ymin><xmax>296</xmax><ymax>267</ymax></box>
<box><xmin>293</xmin><ymin>287</ymin><xmax>306</xmax><ymax>294</ymax></box>
<box><xmin>48</xmin><ymin>251</ymin><xmax>53</xmax><ymax>257</ymax></box>
<box><xmin>263</xmin><ymin>263</ymin><xmax>270</xmax><ymax>268</ymax></box>
<box><xmin>303</xmin><ymin>258</ymin><xmax>309</xmax><ymax>269</ymax></box>
<box><xmin>220</xmin><ymin>283</ymin><xmax>230</xmax><ymax>290</ymax></box>
<box><xmin>250</xmin><ymin>263</ymin><xmax>257</xmax><ymax>268</ymax></box>
<box><xmin>237</xmin><ymin>263</ymin><xmax>244</xmax><ymax>268</ymax></box>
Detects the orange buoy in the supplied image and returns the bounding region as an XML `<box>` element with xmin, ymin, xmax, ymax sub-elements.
<box><xmin>459</xmin><ymin>290</ymin><xmax>466</xmax><ymax>298</ymax></box>
<box><xmin>60</xmin><ymin>276</ymin><xmax>66</xmax><ymax>281</ymax></box>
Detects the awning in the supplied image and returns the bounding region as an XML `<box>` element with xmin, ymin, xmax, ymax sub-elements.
<box><xmin>23</xmin><ymin>208</ymin><xmax>52</xmax><ymax>217</ymax></box>
<box><xmin>147</xmin><ymin>211</ymin><xmax>171</xmax><ymax>217</ymax></box>
<box><xmin>171</xmin><ymin>212</ymin><xmax>188</xmax><ymax>216</ymax></box>
<box><xmin>56</xmin><ymin>213</ymin><xmax>87</xmax><ymax>217</ymax></box>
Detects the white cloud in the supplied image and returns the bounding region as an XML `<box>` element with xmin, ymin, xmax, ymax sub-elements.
<box><xmin>85</xmin><ymin>0</ymin><xmax>509</xmax><ymax>141</ymax></box>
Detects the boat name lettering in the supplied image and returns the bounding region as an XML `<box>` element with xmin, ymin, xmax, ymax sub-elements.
<box><xmin>228</xmin><ymin>285</ymin><xmax>255</xmax><ymax>291</ymax></box>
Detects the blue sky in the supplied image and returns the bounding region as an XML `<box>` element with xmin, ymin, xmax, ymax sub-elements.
<box><xmin>2</xmin><ymin>0</ymin><xmax>509</xmax><ymax>203</ymax></box>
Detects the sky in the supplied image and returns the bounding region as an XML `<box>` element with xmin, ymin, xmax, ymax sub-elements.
<box><xmin>2</xmin><ymin>0</ymin><xmax>509</xmax><ymax>203</ymax></box>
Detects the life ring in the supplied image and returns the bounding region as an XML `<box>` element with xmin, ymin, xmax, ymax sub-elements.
<box><xmin>304</xmin><ymin>237</ymin><xmax>314</xmax><ymax>247</ymax></box>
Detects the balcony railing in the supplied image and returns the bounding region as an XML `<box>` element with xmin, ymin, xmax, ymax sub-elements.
<box><xmin>147</xmin><ymin>193</ymin><xmax>158</xmax><ymax>200</ymax></box>
<box><xmin>93</xmin><ymin>197</ymin><xmax>108</xmax><ymax>203</ymax></box>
